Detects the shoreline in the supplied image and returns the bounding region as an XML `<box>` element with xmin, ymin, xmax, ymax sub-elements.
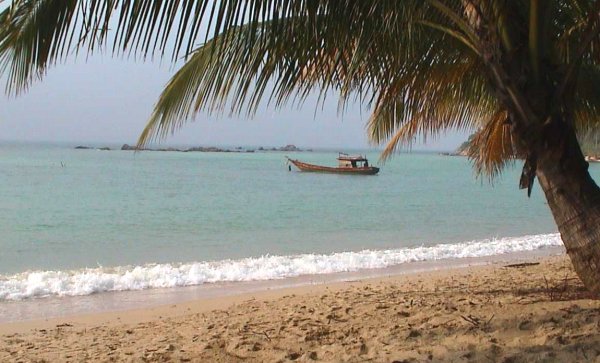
<box><xmin>0</xmin><ymin>233</ymin><xmax>563</xmax><ymax>307</ymax></box>
<box><xmin>0</xmin><ymin>246</ymin><xmax>563</xmax><ymax>331</ymax></box>
<box><xmin>2</xmin><ymin>252</ymin><xmax>599</xmax><ymax>362</ymax></box>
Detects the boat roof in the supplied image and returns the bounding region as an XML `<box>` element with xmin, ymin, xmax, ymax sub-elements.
<box><xmin>337</xmin><ymin>153</ymin><xmax>368</xmax><ymax>161</ymax></box>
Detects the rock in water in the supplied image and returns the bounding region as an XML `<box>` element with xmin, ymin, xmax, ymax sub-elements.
<box><xmin>121</xmin><ymin>144</ymin><xmax>138</xmax><ymax>151</ymax></box>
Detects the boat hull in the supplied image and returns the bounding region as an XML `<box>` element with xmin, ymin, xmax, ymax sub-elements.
<box><xmin>288</xmin><ymin>159</ymin><xmax>379</xmax><ymax>175</ymax></box>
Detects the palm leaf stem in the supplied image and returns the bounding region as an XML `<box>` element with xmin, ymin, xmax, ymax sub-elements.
<box><xmin>529</xmin><ymin>0</ymin><xmax>542</xmax><ymax>82</ymax></box>
<box><xmin>417</xmin><ymin>20</ymin><xmax>480</xmax><ymax>55</ymax></box>
<box><xmin>425</xmin><ymin>0</ymin><xmax>481</xmax><ymax>49</ymax></box>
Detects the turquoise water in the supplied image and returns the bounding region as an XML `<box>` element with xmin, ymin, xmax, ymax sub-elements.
<box><xmin>1</xmin><ymin>142</ymin><xmax>568</xmax><ymax>273</ymax></box>
<box><xmin>1</xmin><ymin>142</ymin><xmax>592</xmax><ymax>301</ymax></box>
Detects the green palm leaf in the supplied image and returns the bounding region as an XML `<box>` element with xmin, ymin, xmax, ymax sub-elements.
<box><xmin>2</xmin><ymin>0</ymin><xmax>600</xmax><ymax>179</ymax></box>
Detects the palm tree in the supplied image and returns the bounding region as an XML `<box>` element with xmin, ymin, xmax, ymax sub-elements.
<box><xmin>1</xmin><ymin>1</ymin><xmax>600</xmax><ymax>294</ymax></box>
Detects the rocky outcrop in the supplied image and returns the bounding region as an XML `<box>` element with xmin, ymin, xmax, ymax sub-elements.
<box><xmin>454</xmin><ymin>138</ymin><xmax>471</xmax><ymax>156</ymax></box>
<box><xmin>75</xmin><ymin>145</ymin><xmax>111</xmax><ymax>150</ymax></box>
<box><xmin>115</xmin><ymin>144</ymin><xmax>308</xmax><ymax>153</ymax></box>
<box><xmin>121</xmin><ymin>144</ymin><xmax>139</xmax><ymax>151</ymax></box>
<box><xmin>185</xmin><ymin>146</ymin><xmax>228</xmax><ymax>152</ymax></box>
<box><xmin>279</xmin><ymin>144</ymin><xmax>301</xmax><ymax>152</ymax></box>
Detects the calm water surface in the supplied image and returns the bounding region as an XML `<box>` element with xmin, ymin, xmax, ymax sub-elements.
<box><xmin>2</xmin><ymin>142</ymin><xmax>584</xmax><ymax>276</ymax></box>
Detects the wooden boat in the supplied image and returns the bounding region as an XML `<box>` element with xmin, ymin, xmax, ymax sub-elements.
<box><xmin>287</xmin><ymin>153</ymin><xmax>380</xmax><ymax>175</ymax></box>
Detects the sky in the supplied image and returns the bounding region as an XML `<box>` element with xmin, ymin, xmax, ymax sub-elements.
<box><xmin>0</xmin><ymin>52</ymin><xmax>470</xmax><ymax>152</ymax></box>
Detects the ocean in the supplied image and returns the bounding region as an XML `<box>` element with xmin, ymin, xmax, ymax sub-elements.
<box><xmin>0</xmin><ymin>142</ymin><xmax>582</xmax><ymax>307</ymax></box>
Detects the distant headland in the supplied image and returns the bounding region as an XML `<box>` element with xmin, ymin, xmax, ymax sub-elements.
<box><xmin>74</xmin><ymin>144</ymin><xmax>311</xmax><ymax>153</ymax></box>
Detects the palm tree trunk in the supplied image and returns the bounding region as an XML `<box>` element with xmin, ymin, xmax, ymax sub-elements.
<box><xmin>535</xmin><ymin>128</ymin><xmax>600</xmax><ymax>295</ymax></box>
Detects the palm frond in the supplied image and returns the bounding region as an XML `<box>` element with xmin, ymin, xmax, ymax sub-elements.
<box><xmin>573</xmin><ymin>64</ymin><xmax>600</xmax><ymax>132</ymax></box>
<box><xmin>138</xmin><ymin>3</ymin><xmax>444</xmax><ymax>147</ymax></box>
<box><xmin>0</xmin><ymin>1</ymin><xmax>429</xmax><ymax>92</ymax></box>
<box><xmin>370</xmin><ymin>56</ymin><xmax>497</xmax><ymax>161</ymax></box>
<box><xmin>554</xmin><ymin>0</ymin><xmax>600</xmax><ymax>66</ymax></box>
<box><xmin>2</xmin><ymin>0</ymin><xmax>599</xmax><ymax>179</ymax></box>
<box><xmin>467</xmin><ymin>109</ymin><xmax>516</xmax><ymax>179</ymax></box>
<box><xmin>0</xmin><ymin>0</ymin><xmax>78</xmax><ymax>93</ymax></box>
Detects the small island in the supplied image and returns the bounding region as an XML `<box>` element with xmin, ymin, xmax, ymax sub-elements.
<box><xmin>74</xmin><ymin>145</ymin><xmax>110</xmax><ymax>150</ymax></box>
<box><xmin>75</xmin><ymin>144</ymin><xmax>311</xmax><ymax>153</ymax></box>
<box><xmin>119</xmin><ymin>144</ymin><xmax>309</xmax><ymax>153</ymax></box>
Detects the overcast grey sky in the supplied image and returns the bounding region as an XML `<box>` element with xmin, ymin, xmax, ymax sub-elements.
<box><xmin>0</xmin><ymin>54</ymin><xmax>469</xmax><ymax>151</ymax></box>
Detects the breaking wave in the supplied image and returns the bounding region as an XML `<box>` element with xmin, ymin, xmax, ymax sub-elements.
<box><xmin>0</xmin><ymin>233</ymin><xmax>561</xmax><ymax>301</ymax></box>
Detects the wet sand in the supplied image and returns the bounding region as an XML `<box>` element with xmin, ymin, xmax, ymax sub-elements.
<box><xmin>1</xmin><ymin>254</ymin><xmax>599</xmax><ymax>362</ymax></box>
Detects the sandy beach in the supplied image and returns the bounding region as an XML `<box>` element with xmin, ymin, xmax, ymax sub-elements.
<box><xmin>1</xmin><ymin>254</ymin><xmax>599</xmax><ymax>362</ymax></box>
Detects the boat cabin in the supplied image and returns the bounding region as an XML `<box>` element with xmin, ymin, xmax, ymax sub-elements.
<box><xmin>337</xmin><ymin>153</ymin><xmax>370</xmax><ymax>168</ymax></box>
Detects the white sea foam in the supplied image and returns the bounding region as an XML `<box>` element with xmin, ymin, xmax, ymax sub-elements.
<box><xmin>0</xmin><ymin>233</ymin><xmax>562</xmax><ymax>301</ymax></box>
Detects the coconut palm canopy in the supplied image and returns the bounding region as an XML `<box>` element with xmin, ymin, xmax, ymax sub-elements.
<box><xmin>1</xmin><ymin>1</ymin><xmax>597</xmax><ymax>175</ymax></box>
<box><xmin>2</xmin><ymin>1</ymin><xmax>600</xmax><ymax>295</ymax></box>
